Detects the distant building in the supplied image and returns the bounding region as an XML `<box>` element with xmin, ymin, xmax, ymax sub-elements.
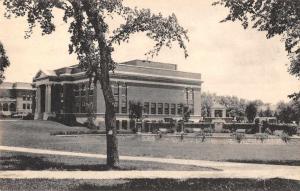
<box><xmin>0</xmin><ymin>82</ymin><xmax>34</xmax><ymax>117</ymax></box>
<box><xmin>33</xmin><ymin>60</ymin><xmax>203</xmax><ymax>129</ymax></box>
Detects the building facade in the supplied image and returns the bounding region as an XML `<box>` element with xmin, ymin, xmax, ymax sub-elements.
<box><xmin>0</xmin><ymin>82</ymin><xmax>34</xmax><ymax>117</ymax></box>
<box><xmin>33</xmin><ymin>60</ymin><xmax>202</xmax><ymax>129</ymax></box>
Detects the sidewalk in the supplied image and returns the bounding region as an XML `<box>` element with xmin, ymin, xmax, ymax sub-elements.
<box><xmin>1</xmin><ymin>145</ymin><xmax>300</xmax><ymax>180</ymax></box>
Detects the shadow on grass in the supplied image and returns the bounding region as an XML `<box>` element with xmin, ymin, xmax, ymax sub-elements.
<box><xmin>226</xmin><ymin>160</ymin><xmax>300</xmax><ymax>166</ymax></box>
<box><xmin>73</xmin><ymin>178</ymin><xmax>300</xmax><ymax>191</ymax></box>
<box><xmin>0</xmin><ymin>155</ymin><xmax>133</xmax><ymax>171</ymax></box>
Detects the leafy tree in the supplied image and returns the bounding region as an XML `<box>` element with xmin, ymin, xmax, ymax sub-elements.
<box><xmin>213</xmin><ymin>0</ymin><xmax>300</xmax><ymax>100</ymax></box>
<box><xmin>2</xmin><ymin>0</ymin><xmax>188</xmax><ymax>168</ymax></box>
<box><xmin>263</xmin><ymin>106</ymin><xmax>273</xmax><ymax>117</ymax></box>
<box><xmin>245</xmin><ymin>102</ymin><xmax>257</xmax><ymax>122</ymax></box>
<box><xmin>276</xmin><ymin>100</ymin><xmax>300</xmax><ymax>124</ymax></box>
<box><xmin>128</xmin><ymin>101</ymin><xmax>143</xmax><ymax>132</ymax></box>
<box><xmin>0</xmin><ymin>41</ymin><xmax>10</xmax><ymax>83</ymax></box>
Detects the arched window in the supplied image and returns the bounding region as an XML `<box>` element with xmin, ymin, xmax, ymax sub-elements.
<box><xmin>3</xmin><ymin>103</ymin><xmax>8</xmax><ymax>111</ymax></box>
<box><xmin>9</xmin><ymin>103</ymin><xmax>16</xmax><ymax>112</ymax></box>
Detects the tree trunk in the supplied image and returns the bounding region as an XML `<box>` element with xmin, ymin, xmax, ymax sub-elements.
<box><xmin>80</xmin><ymin>0</ymin><xmax>119</xmax><ymax>168</ymax></box>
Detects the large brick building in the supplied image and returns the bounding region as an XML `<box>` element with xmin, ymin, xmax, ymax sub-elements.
<box><xmin>33</xmin><ymin>60</ymin><xmax>202</xmax><ymax>129</ymax></box>
<box><xmin>0</xmin><ymin>82</ymin><xmax>34</xmax><ymax>117</ymax></box>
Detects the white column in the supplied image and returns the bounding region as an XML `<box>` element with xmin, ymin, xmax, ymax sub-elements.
<box><xmin>36</xmin><ymin>86</ymin><xmax>41</xmax><ymax>114</ymax></box>
<box><xmin>222</xmin><ymin>109</ymin><xmax>226</xmax><ymax>118</ymax></box>
<box><xmin>46</xmin><ymin>84</ymin><xmax>52</xmax><ymax>113</ymax></box>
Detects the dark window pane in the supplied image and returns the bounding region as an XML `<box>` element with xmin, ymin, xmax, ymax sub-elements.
<box><xmin>151</xmin><ymin>103</ymin><xmax>156</xmax><ymax>114</ymax></box>
<box><xmin>144</xmin><ymin>102</ymin><xmax>149</xmax><ymax>114</ymax></box>
<box><xmin>164</xmin><ymin>103</ymin><xmax>169</xmax><ymax>115</ymax></box>
<box><xmin>158</xmin><ymin>103</ymin><xmax>163</xmax><ymax>114</ymax></box>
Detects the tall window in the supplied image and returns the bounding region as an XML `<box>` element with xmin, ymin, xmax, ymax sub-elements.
<box><xmin>157</xmin><ymin>103</ymin><xmax>163</xmax><ymax>114</ymax></box>
<box><xmin>114</xmin><ymin>100</ymin><xmax>119</xmax><ymax>113</ymax></box>
<box><xmin>3</xmin><ymin>103</ymin><xmax>8</xmax><ymax>111</ymax></box>
<box><xmin>164</xmin><ymin>103</ymin><xmax>169</xmax><ymax>115</ymax></box>
<box><xmin>151</xmin><ymin>103</ymin><xmax>156</xmax><ymax>114</ymax></box>
<box><xmin>144</xmin><ymin>102</ymin><xmax>149</xmax><ymax>114</ymax></box>
<box><xmin>177</xmin><ymin>104</ymin><xmax>183</xmax><ymax>115</ymax></box>
<box><xmin>121</xmin><ymin>100</ymin><xmax>127</xmax><ymax>113</ymax></box>
<box><xmin>171</xmin><ymin>104</ymin><xmax>176</xmax><ymax>115</ymax></box>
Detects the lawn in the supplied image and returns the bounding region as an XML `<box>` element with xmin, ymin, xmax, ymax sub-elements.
<box><xmin>1</xmin><ymin>120</ymin><xmax>300</xmax><ymax>162</ymax></box>
<box><xmin>0</xmin><ymin>151</ymin><xmax>214</xmax><ymax>171</ymax></box>
<box><xmin>0</xmin><ymin>178</ymin><xmax>299</xmax><ymax>191</ymax></box>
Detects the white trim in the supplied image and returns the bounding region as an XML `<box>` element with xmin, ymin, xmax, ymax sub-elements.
<box><xmin>33</xmin><ymin>78</ymin><xmax>201</xmax><ymax>88</ymax></box>
<box><xmin>113</xmin><ymin>70</ymin><xmax>201</xmax><ymax>82</ymax></box>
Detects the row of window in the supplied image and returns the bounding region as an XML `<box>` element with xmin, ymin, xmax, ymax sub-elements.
<box><xmin>113</xmin><ymin>84</ymin><xmax>127</xmax><ymax>114</ymax></box>
<box><xmin>74</xmin><ymin>83</ymin><xmax>94</xmax><ymax>97</ymax></box>
<box><xmin>23</xmin><ymin>103</ymin><xmax>31</xmax><ymax>110</ymax></box>
<box><xmin>0</xmin><ymin>103</ymin><xmax>15</xmax><ymax>111</ymax></box>
<box><xmin>22</xmin><ymin>95</ymin><xmax>32</xmax><ymax>101</ymax></box>
<box><xmin>143</xmin><ymin>102</ymin><xmax>194</xmax><ymax>115</ymax></box>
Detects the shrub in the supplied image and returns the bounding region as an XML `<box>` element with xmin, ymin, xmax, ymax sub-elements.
<box><xmin>23</xmin><ymin>113</ymin><xmax>34</xmax><ymax>120</ymax></box>
<box><xmin>48</xmin><ymin>114</ymin><xmax>78</xmax><ymax>126</ymax></box>
<box><xmin>280</xmin><ymin>132</ymin><xmax>290</xmax><ymax>143</ymax></box>
<box><xmin>255</xmin><ymin>133</ymin><xmax>268</xmax><ymax>143</ymax></box>
<box><xmin>235</xmin><ymin>133</ymin><xmax>245</xmax><ymax>143</ymax></box>
<box><xmin>224</xmin><ymin>123</ymin><xmax>258</xmax><ymax>133</ymax></box>
<box><xmin>265</xmin><ymin>124</ymin><xmax>297</xmax><ymax>136</ymax></box>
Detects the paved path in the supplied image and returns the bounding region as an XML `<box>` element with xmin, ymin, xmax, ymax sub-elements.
<box><xmin>1</xmin><ymin>145</ymin><xmax>300</xmax><ymax>180</ymax></box>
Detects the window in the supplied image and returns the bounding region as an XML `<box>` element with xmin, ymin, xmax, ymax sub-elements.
<box><xmin>143</xmin><ymin>102</ymin><xmax>149</xmax><ymax>114</ymax></box>
<box><xmin>122</xmin><ymin>120</ymin><xmax>128</xmax><ymax>130</ymax></box>
<box><xmin>157</xmin><ymin>103</ymin><xmax>163</xmax><ymax>114</ymax></box>
<box><xmin>116</xmin><ymin>120</ymin><xmax>120</xmax><ymax>130</ymax></box>
<box><xmin>171</xmin><ymin>104</ymin><xmax>176</xmax><ymax>115</ymax></box>
<box><xmin>9</xmin><ymin>103</ymin><xmax>16</xmax><ymax>112</ymax></box>
<box><xmin>164</xmin><ymin>103</ymin><xmax>169</xmax><ymax>115</ymax></box>
<box><xmin>151</xmin><ymin>103</ymin><xmax>156</xmax><ymax>114</ymax></box>
<box><xmin>120</xmin><ymin>85</ymin><xmax>126</xmax><ymax>96</ymax></box>
<box><xmin>81</xmin><ymin>100</ymin><xmax>86</xmax><ymax>113</ymax></box>
<box><xmin>27</xmin><ymin>104</ymin><xmax>30</xmax><ymax>110</ymax></box>
<box><xmin>112</xmin><ymin>85</ymin><xmax>119</xmax><ymax>96</ymax></box>
<box><xmin>121</xmin><ymin>100</ymin><xmax>127</xmax><ymax>113</ymax></box>
<box><xmin>23</xmin><ymin>96</ymin><xmax>26</xmax><ymax>101</ymax></box>
<box><xmin>23</xmin><ymin>104</ymin><xmax>26</xmax><ymax>110</ymax></box>
<box><xmin>114</xmin><ymin>100</ymin><xmax>119</xmax><ymax>113</ymax></box>
<box><xmin>3</xmin><ymin>103</ymin><xmax>8</xmax><ymax>111</ymax></box>
<box><xmin>177</xmin><ymin>104</ymin><xmax>183</xmax><ymax>115</ymax></box>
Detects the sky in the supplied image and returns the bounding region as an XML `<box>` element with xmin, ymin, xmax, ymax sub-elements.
<box><xmin>0</xmin><ymin>0</ymin><xmax>299</xmax><ymax>104</ymax></box>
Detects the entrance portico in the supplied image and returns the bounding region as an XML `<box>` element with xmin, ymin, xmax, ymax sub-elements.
<box><xmin>34</xmin><ymin>84</ymin><xmax>54</xmax><ymax>120</ymax></box>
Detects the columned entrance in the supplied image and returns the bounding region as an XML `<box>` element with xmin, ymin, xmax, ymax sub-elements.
<box><xmin>34</xmin><ymin>84</ymin><xmax>54</xmax><ymax>120</ymax></box>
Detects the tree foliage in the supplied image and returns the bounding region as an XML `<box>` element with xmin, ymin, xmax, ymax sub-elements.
<box><xmin>128</xmin><ymin>101</ymin><xmax>143</xmax><ymax>121</ymax></box>
<box><xmin>245</xmin><ymin>102</ymin><xmax>258</xmax><ymax>122</ymax></box>
<box><xmin>213</xmin><ymin>0</ymin><xmax>300</xmax><ymax>100</ymax></box>
<box><xmin>0</xmin><ymin>41</ymin><xmax>10</xmax><ymax>83</ymax></box>
<box><xmin>276</xmin><ymin>100</ymin><xmax>300</xmax><ymax>124</ymax></box>
<box><xmin>2</xmin><ymin>0</ymin><xmax>188</xmax><ymax>167</ymax></box>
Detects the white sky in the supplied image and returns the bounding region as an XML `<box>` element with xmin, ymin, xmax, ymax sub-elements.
<box><xmin>0</xmin><ymin>0</ymin><xmax>299</xmax><ymax>104</ymax></box>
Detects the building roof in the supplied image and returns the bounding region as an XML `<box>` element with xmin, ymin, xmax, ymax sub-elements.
<box><xmin>0</xmin><ymin>82</ymin><xmax>33</xmax><ymax>90</ymax></box>
<box><xmin>33</xmin><ymin>60</ymin><xmax>203</xmax><ymax>87</ymax></box>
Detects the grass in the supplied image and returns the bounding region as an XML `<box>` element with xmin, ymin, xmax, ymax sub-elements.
<box><xmin>1</xmin><ymin>120</ymin><xmax>300</xmax><ymax>163</ymax></box>
<box><xmin>0</xmin><ymin>178</ymin><xmax>299</xmax><ymax>191</ymax></box>
<box><xmin>0</xmin><ymin>152</ymin><xmax>215</xmax><ymax>171</ymax></box>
